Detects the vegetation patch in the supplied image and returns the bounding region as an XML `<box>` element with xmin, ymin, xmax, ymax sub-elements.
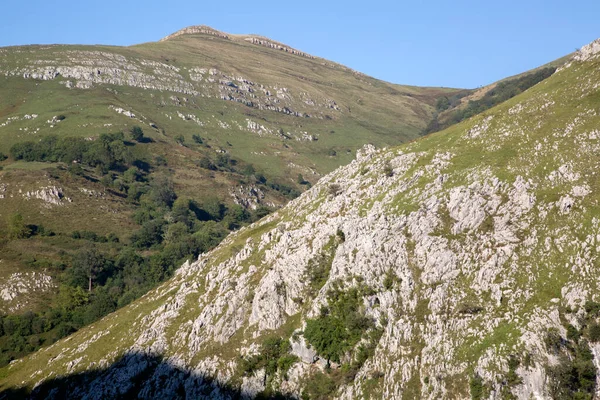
<box><xmin>302</xmin><ymin>281</ymin><xmax>382</xmax><ymax>398</ymax></box>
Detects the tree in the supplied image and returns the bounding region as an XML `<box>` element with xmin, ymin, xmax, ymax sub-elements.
<box><xmin>72</xmin><ymin>246</ymin><xmax>106</xmax><ymax>292</ymax></box>
<box><xmin>56</xmin><ymin>285</ymin><xmax>89</xmax><ymax>311</ymax></box>
<box><xmin>148</xmin><ymin>174</ymin><xmax>177</xmax><ymax>208</ymax></box>
<box><xmin>162</xmin><ymin>222</ymin><xmax>189</xmax><ymax>244</ymax></box>
<box><xmin>435</xmin><ymin>96</ymin><xmax>450</xmax><ymax>111</ymax></box>
<box><xmin>130</xmin><ymin>126</ymin><xmax>144</xmax><ymax>142</ymax></box>
<box><xmin>7</xmin><ymin>213</ymin><xmax>31</xmax><ymax>239</ymax></box>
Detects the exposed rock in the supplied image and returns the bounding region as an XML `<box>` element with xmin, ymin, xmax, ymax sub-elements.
<box><xmin>0</xmin><ymin>272</ymin><xmax>54</xmax><ymax>313</ymax></box>
<box><xmin>244</xmin><ymin>37</ymin><xmax>316</xmax><ymax>59</ymax></box>
<box><xmin>160</xmin><ymin>25</ymin><xmax>231</xmax><ymax>42</ymax></box>
<box><xmin>24</xmin><ymin>186</ymin><xmax>70</xmax><ymax>206</ymax></box>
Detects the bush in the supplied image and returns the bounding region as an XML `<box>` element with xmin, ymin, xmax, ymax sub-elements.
<box><xmin>130</xmin><ymin>126</ymin><xmax>144</xmax><ymax>142</ymax></box>
<box><xmin>470</xmin><ymin>375</ymin><xmax>484</xmax><ymax>400</ymax></box>
<box><xmin>585</xmin><ymin>300</ymin><xmax>600</xmax><ymax>316</ymax></box>
<box><xmin>0</xmin><ymin>152</ymin><xmax>7</xmax><ymax>161</ymax></box>
<box><xmin>567</xmin><ymin>324</ymin><xmax>581</xmax><ymax>342</ymax></box>
<box><xmin>547</xmin><ymin>342</ymin><xmax>597</xmax><ymax>399</ymax></box>
<box><xmin>328</xmin><ymin>184</ymin><xmax>342</xmax><ymax>197</ymax></box>
<box><xmin>147</xmin><ymin>175</ymin><xmax>176</xmax><ymax>208</ymax></box>
<box><xmin>383</xmin><ymin>162</ymin><xmax>393</xmax><ymax>177</ymax></box>
<box><xmin>457</xmin><ymin>303</ymin><xmax>484</xmax><ymax>315</ymax></box>
<box><xmin>8</xmin><ymin>213</ymin><xmax>32</xmax><ymax>239</ymax></box>
<box><xmin>240</xmin><ymin>336</ymin><xmax>297</xmax><ymax>384</ymax></box>
<box><xmin>192</xmin><ymin>134</ymin><xmax>203</xmax><ymax>144</ymax></box>
<box><xmin>197</xmin><ymin>157</ymin><xmax>216</xmax><ymax>170</ymax></box>
<box><xmin>9</xmin><ymin>133</ymin><xmax>137</xmax><ymax>172</ymax></box>
<box><xmin>588</xmin><ymin>323</ymin><xmax>600</xmax><ymax>342</ymax></box>
<box><xmin>302</xmin><ymin>371</ymin><xmax>337</xmax><ymax>400</ymax></box>
<box><xmin>544</xmin><ymin>328</ymin><xmax>563</xmax><ymax>353</ymax></box>
<box><xmin>131</xmin><ymin>219</ymin><xmax>165</xmax><ymax>249</ymax></box>
<box><xmin>304</xmin><ymin>286</ymin><xmax>373</xmax><ymax>363</ymax></box>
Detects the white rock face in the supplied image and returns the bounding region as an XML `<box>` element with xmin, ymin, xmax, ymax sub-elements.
<box><xmin>0</xmin><ymin>47</ymin><xmax>339</xmax><ymax>120</ymax></box>
<box><xmin>23</xmin><ymin>186</ymin><xmax>70</xmax><ymax>206</ymax></box>
<box><xmin>0</xmin><ymin>272</ymin><xmax>55</xmax><ymax>312</ymax></box>
<box><xmin>575</xmin><ymin>39</ymin><xmax>600</xmax><ymax>62</ymax></box>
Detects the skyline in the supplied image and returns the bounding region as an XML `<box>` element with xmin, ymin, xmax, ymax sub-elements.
<box><xmin>1</xmin><ymin>1</ymin><xmax>598</xmax><ymax>88</ymax></box>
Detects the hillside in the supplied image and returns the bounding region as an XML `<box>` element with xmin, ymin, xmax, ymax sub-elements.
<box><xmin>2</xmin><ymin>38</ymin><xmax>600</xmax><ymax>399</ymax></box>
<box><xmin>424</xmin><ymin>54</ymin><xmax>571</xmax><ymax>134</ymax></box>
<box><xmin>0</xmin><ymin>25</ymin><xmax>458</xmax><ymax>320</ymax></box>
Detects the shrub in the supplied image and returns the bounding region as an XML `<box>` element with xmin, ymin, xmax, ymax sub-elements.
<box><xmin>383</xmin><ymin>162</ymin><xmax>393</xmax><ymax>177</ymax></box>
<box><xmin>470</xmin><ymin>375</ymin><xmax>484</xmax><ymax>400</ymax></box>
<box><xmin>328</xmin><ymin>184</ymin><xmax>342</xmax><ymax>197</ymax></box>
<box><xmin>192</xmin><ymin>134</ymin><xmax>203</xmax><ymax>144</ymax></box>
<box><xmin>457</xmin><ymin>303</ymin><xmax>484</xmax><ymax>315</ymax></box>
<box><xmin>8</xmin><ymin>213</ymin><xmax>32</xmax><ymax>239</ymax></box>
<box><xmin>585</xmin><ymin>300</ymin><xmax>600</xmax><ymax>316</ymax></box>
<box><xmin>130</xmin><ymin>126</ymin><xmax>144</xmax><ymax>142</ymax></box>
<box><xmin>588</xmin><ymin>323</ymin><xmax>600</xmax><ymax>342</ymax></box>
<box><xmin>545</xmin><ymin>328</ymin><xmax>563</xmax><ymax>353</ymax></box>
<box><xmin>567</xmin><ymin>324</ymin><xmax>581</xmax><ymax>342</ymax></box>
<box><xmin>383</xmin><ymin>270</ymin><xmax>397</xmax><ymax>290</ymax></box>
<box><xmin>197</xmin><ymin>157</ymin><xmax>216</xmax><ymax>170</ymax></box>
<box><xmin>547</xmin><ymin>342</ymin><xmax>597</xmax><ymax>399</ymax></box>
<box><xmin>239</xmin><ymin>336</ymin><xmax>297</xmax><ymax>384</ymax></box>
<box><xmin>301</xmin><ymin>371</ymin><xmax>337</xmax><ymax>400</ymax></box>
<box><xmin>304</xmin><ymin>286</ymin><xmax>373</xmax><ymax>363</ymax></box>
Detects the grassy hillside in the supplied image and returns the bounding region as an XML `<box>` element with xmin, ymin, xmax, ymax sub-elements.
<box><xmin>0</xmin><ymin>26</ymin><xmax>463</xmax><ymax>367</ymax></box>
<box><xmin>1</xmin><ymin>37</ymin><xmax>599</xmax><ymax>399</ymax></box>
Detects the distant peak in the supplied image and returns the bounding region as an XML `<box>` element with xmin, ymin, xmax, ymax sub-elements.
<box><xmin>159</xmin><ymin>25</ymin><xmax>316</xmax><ymax>59</ymax></box>
<box><xmin>160</xmin><ymin>25</ymin><xmax>230</xmax><ymax>42</ymax></box>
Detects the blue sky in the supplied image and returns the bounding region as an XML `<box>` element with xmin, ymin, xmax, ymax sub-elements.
<box><xmin>1</xmin><ymin>1</ymin><xmax>598</xmax><ymax>88</ymax></box>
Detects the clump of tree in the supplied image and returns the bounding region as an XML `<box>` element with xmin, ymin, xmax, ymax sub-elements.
<box><xmin>0</xmin><ymin>173</ymin><xmax>273</xmax><ymax>368</ymax></box>
<box><xmin>9</xmin><ymin>132</ymin><xmax>142</xmax><ymax>174</ymax></box>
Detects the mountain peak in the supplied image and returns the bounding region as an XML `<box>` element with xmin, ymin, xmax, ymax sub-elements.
<box><xmin>159</xmin><ymin>25</ymin><xmax>230</xmax><ymax>42</ymax></box>
<box><xmin>159</xmin><ymin>25</ymin><xmax>316</xmax><ymax>59</ymax></box>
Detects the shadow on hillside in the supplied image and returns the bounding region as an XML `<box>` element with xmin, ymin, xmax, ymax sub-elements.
<box><xmin>0</xmin><ymin>351</ymin><xmax>293</xmax><ymax>400</ymax></box>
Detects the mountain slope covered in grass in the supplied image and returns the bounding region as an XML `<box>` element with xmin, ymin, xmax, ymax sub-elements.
<box><xmin>2</xmin><ymin>37</ymin><xmax>600</xmax><ymax>399</ymax></box>
<box><xmin>0</xmin><ymin>25</ymin><xmax>464</xmax><ymax>371</ymax></box>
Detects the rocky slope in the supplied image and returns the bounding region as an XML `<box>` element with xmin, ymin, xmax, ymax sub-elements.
<box><xmin>3</xmin><ymin>38</ymin><xmax>600</xmax><ymax>399</ymax></box>
<box><xmin>0</xmin><ymin>25</ymin><xmax>458</xmax><ymax>316</ymax></box>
